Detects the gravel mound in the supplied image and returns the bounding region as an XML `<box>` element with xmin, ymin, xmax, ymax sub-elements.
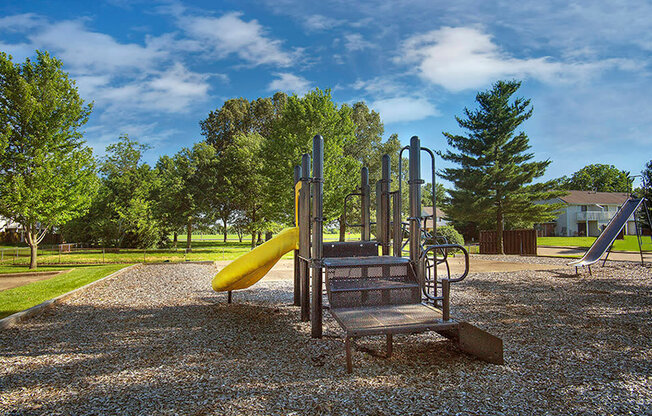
<box><xmin>1</xmin><ymin>261</ymin><xmax>650</xmax><ymax>415</ymax></box>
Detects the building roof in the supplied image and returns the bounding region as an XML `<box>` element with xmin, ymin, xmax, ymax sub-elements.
<box><xmin>422</xmin><ymin>207</ymin><xmax>448</xmax><ymax>229</ymax></box>
<box><xmin>558</xmin><ymin>190</ymin><xmax>629</xmax><ymax>205</ymax></box>
<box><xmin>422</xmin><ymin>206</ymin><xmax>446</xmax><ymax>219</ymax></box>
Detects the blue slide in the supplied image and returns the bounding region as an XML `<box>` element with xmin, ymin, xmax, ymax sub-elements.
<box><xmin>569</xmin><ymin>198</ymin><xmax>645</xmax><ymax>268</ymax></box>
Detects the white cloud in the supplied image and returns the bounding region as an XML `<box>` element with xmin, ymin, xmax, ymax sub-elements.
<box><xmin>93</xmin><ymin>63</ymin><xmax>210</xmax><ymax>114</ymax></box>
<box><xmin>0</xmin><ymin>13</ymin><xmax>44</xmax><ymax>31</ymax></box>
<box><xmin>268</xmin><ymin>73</ymin><xmax>312</xmax><ymax>95</ymax></box>
<box><xmin>344</xmin><ymin>33</ymin><xmax>375</xmax><ymax>51</ymax></box>
<box><xmin>399</xmin><ymin>26</ymin><xmax>637</xmax><ymax>92</ymax></box>
<box><xmin>178</xmin><ymin>12</ymin><xmax>296</xmax><ymax>67</ymax></box>
<box><xmin>351</xmin><ymin>76</ymin><xmax>403</xmax><ymax>96</ymax></box>
<box><xmin>0</xmin><ymin>15</ymin><xmax>211</xmax><ymax>115</ymax></box>
<box><xmin>303</xmin><ymin>15</ymin><xmax>343</xmax><ymax>31</ymax></box>
<box><xmin>29</xmin><ymin>20</ymin><xmax>167</xmax><ymax>74</ymax></box>
<box><xmin>371</xmin><ymin>97</ymin><xmax>439</xmax><ymax>124</ymax></box>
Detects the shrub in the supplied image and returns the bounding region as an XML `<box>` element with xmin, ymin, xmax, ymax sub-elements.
<box><xmin>428</xmin><ymin>225</ymin><xmax>465</xmax><ymax>246</ymax></box>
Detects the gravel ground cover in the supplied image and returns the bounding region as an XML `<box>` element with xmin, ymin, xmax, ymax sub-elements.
<box><xmin>1</xmin><ymin>259</ymin><xmax>650</xmax><ymax>415</ymax></box>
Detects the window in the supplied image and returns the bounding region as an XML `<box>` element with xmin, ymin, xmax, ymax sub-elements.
<box><xmin>581</xmin><ymin>205</ymin><xmax>587</xmax><ymax>212</ymax></box>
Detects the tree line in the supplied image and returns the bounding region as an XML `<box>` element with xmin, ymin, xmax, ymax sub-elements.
<box><xmin>0</xmin><ymin>51</ymin><xmax>406</xmax><ymax>268</ymax></box>
<box><xmin>2</xmin><ymin>51</ymin><xmax>648</xmax><ymax>267</ymax></box>
<box><xmin>62</xmin><ymin>89</ymin><xmax>404</xmax><ymax>252</ymax></box>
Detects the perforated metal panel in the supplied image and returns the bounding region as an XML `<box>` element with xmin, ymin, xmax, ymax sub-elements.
<box><xmin>324</xmin><ymin>256</ymin><xmax>420</xmax><ymax>308</ymax></box>
<box><xmin>322</xmin><ymin>241</ymin><xmax>379</xmax><ymax>258</ymax></box>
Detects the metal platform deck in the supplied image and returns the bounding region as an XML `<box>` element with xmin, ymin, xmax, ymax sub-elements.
<box><xmin>331</xmin><ymin>303</ymin><xmax>457</xmax><ymax>337</ymax></box>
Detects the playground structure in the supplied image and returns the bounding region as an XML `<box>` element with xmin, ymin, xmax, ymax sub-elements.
<box><xmin>569</xmin><ymin>196</ymin><xmax>651</xmax><ymax>274</ymax></box>
<box><xmin>212</xmin><ymin>135</ymin><xmax>503</xmax><ymax>372</ymax></box>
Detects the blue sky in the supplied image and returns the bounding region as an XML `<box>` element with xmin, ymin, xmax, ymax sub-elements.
<box><xmin>1</xmin><ymin>0</ymin><xmax>650</xmax><ymax>186</ymax></box>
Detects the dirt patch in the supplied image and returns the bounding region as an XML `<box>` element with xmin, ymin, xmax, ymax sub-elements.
<box><xmin>0</xmin><ymin>270</ymin><xmax>71</xmax><ymax>291</ymax></box>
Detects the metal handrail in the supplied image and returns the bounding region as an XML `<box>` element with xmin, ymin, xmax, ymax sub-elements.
<box><xmin>420</xmin><ymin>244</ymin><xmax>469</xmax><ymax>283</ymax></box>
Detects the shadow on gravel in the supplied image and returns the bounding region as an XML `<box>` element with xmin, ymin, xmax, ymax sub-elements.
<box><xmin>0</xmin><ymin>287</ymin><xmax>470</xmax><ymax>415</ymax></box>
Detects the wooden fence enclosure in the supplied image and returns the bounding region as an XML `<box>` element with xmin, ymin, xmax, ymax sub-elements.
<box><xmin>479</xmin><ymin>229</ymin><xmax>538</xmax><ymax>255</ymax></box>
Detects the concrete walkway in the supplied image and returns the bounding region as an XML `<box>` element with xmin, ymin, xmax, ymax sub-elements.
<box><xmin>538</xmin><ymin>245</ymin><xmax>652</xmax><ymax>263</ymax></box>
<box><xmin>0</xmin><ymin>270</ymin><xmax>70</xmax><ymax>291</ymax></box>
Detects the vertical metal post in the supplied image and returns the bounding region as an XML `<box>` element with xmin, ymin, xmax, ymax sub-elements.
<box><xmin>409</xmin><ymin>136</ymin><xmax>423</xmax><ymax>286</ymax></box>
<box><xmin>311</xmin><ymin>135</ymin><xmax>324</xmax><ymax>338</ymax></box>
<box><xmin>380</xmin><ymin>154</ymin><xmax>391</xmax><ymax>255</ymax></box>
<box><xmin>442</xmin><ymin>279</ymin><xmax>450</xmax><ymax>321</ymax></box>
<box><xmin>634</xmin><ymin>209</ymin><xmax>644</xmax><ymax>266</ymax></box>
<box><xmin>392</xmin><ymin>191</ymin><xmax>402</xmax><ymax>257</ymax></box>
<box><xmin>644</xmin><ymin>199</ymin><xmax>652</xmax><ymax>266</ymax></box>
<box><xmin>300</xmin><ymin>154</ymin><xmax>311</xmax><ymax>322</ymax></box>
<box><xmin>376</xmin><ymin>181</ymin><xmax>384</xmax><ymax>250</ymax></box>
<box><xmin>361</xmin><ymin>167</ymin><xmax>371</xmax><ymax>241</ymax></box>
<box><xmin>293</xmin><ymin>165</ymin><xmax>302</xmax><ymax>306</ymax></box>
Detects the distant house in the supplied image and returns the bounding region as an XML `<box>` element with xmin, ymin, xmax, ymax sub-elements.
<box><xmin>0</xmin><ymin>216</ymin><xmax>25</xmax><ymax>242</ymax></box>
<box><xmin>422</xmin><ymin>207</ymin><xmax>449</xmax><ymax>230</ymax></box>
<box><xmin>538</xmin><ymin>191</ymin><xmax>636</xmax><ymax>237</ymax></box>
<box><xmin>0</xmin><ymin>216</ymin><xmax>22</xmax><ymax>233</ymax></box>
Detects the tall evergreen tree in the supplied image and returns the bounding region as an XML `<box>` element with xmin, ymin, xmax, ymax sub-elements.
<box><xmin>439</xmin><ymin>80</ymin><xmax>561</xmax><ymax>254</ymax></box>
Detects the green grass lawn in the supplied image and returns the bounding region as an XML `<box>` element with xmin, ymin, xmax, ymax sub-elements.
<box><xmin>0</xmin><ymin>265</ymin><xmax>74</xmax><ymax>274</ymax></box>
<box><xmin>1</xmin><ymin>242</ymin><xmax>257</xmax><ymax>266</ymax></box>
<box><xmin>538</xmin><ymin>235</ymin><xmax>652</xmax><ymax>252</ymax></box>
<box><xmin>0</xmin><ymin>263</ymin><xmax>129</xmax><ymax>319</ymax></box>
<box><xmin>2</xmin><ymin>235</ymin><xmax>334</xmax><ymax>266</ymax></box>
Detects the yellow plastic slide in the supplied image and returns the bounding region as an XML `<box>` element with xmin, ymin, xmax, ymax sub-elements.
<box><xmin>212</xmin><ymin>181</ymin><xmax>302</xmax><ymax>292</ymax></box>
<box><xmin>211</xmin><ymin>227</ymin><xmax>299</xmax><ymax>291</ymax></box>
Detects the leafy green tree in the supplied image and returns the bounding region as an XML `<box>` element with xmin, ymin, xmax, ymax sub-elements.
<box><xmin>100</xmin><ymin>136</ymin><xmax>162</xmax><ymax>248</ymax></box>
<box><xmin>156</xmin><ymin>142</ymin><xmax>222</xmax><ymax>250</ymax></box>
<box><xmin>155</xmin><ymin>153</ymin><xmax>195</xmax><ymax>248</ymax></box>
<box><xmin>200</xmin><ymin>93</ymin><xmax>287</xmax><ymax>241</ymax></box>
<box><xmin>64</xmin><ymin>136</ymin><xmax>162</xmax><ymax>248</ymax></box>
<box><xmin>263</xmin><ymin>89</ymin><xmax>361</xmax><ymax>230</ymax></box>
<box><xmin>200</xmin><ymin>93</ymin><xmax>287</xmax><ymax>152</ymax></box>
<box><xmin>342</xmin><ymin>102</ymin><xmax>403</xmax><ymax>240</ymax></box>
<box><xmin>184</xmin><ymin>142</ymin><xmax>221</xmax><ymax>249</ymax></box>
<box><xmin>219</xmin><ymin>132</ymin><xmax>268</xmax><ymax>247</ymax></box>
<box><xmin>559</xmin><ymin>164</ymin><xmax>631</xmax><ymax>192</ymax></box>
<box><xmin>0</xmin><ymin>51</ymin><xmax>98</xmax><ymax>268</ymax></box>
<box><xmin>439</xmin><ymin>80</ymin><xmax>561</xmax><ymax>254</ymax></box>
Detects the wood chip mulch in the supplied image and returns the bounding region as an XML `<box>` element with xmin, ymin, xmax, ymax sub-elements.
<box><xmin>1</xmin><ymin>259</ymin><xmax>650</xmax><ymax>415</ymax></box>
